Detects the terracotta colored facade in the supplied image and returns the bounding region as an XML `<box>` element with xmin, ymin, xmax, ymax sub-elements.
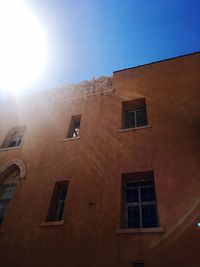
<box><xmin>0</xmin><ymin>52</ymin><xmax>199</xmax><ymax>267</ymax></box>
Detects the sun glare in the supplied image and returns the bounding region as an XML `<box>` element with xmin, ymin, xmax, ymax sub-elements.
<box><xmin>0</xmin><ymin>1</ymin><xmax>47</xmax><ymax>94</ymax></box>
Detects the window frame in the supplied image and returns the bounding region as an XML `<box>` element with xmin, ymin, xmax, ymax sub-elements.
<box><xmin>122</xmin><ymin>98</ymin><xmax>148</xmax><ymax>129</ymax></box>
<box><xmin>0</xmin><ymin>183</ymin><xmax>17</xmax><ymax>224</ymax></box>
<box><xmin>0</xmin><ymin>126</ymin><xmax>26</xmax><ymax>149</ymax></box>
<box><xmin>67</xmin><ymin>115</ymin><xmax>81</xmax><ymax>139</ymax></box>
<box><xmin>0</xmin><ymin>167</ymin><xmax>20</xmax><ymax>225</ymax></box>
<box><xmin>46</xmin><ymin>181</ymin><xmax>69</xmax><ymax>222</ymax></box>
<box><xmin>121</xmin><ymin>171</ymin><xmax>159</xmax><ymax>229</ymax></box>
<box><xmin>8</xmin><ymin>131</ymin><xmax>24</xmax><ymax>148</ymax></box>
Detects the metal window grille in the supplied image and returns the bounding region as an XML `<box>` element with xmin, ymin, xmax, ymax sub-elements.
<box><xmin>47</xmin><ymin>182</ymin><xmax>68</xmax><ymax>222</ymax></box>
<box><xmin>124</xmin><ymin>179</ymin><xmax>159</xmax><ymax>228</ymax></box>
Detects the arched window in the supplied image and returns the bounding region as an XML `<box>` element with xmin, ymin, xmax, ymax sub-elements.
<box><xmin>0</xmin><ymin>159</ymin><xmax>26</xmax><ymax>224</ymax></box>
<box><xmin>1</xmin><ymin>126</ymin><xmax>26</xmax><ymax>149</ymax></box>
<box><xmin>0</xmin><ymin>167</ymin><xmax>19</xmax><ymax>224</ymax></box>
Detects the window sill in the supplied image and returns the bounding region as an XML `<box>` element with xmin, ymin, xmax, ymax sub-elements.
<box><xmin>41</xmin><ymin>220</ymin><xmax>64</xmax><ymax>227</ymax></box>
<box><xmin>116</xmin><ymin>226</ymin><xmax>164</xmax><ymax>234</ymax></box>
<box><xmin>0</xmin><ymin>145</ymin><xmax>21</xmax><ymax>152</ymax></box>
<box><xmin>118</xmin><ymin>125</ymin><xmax>151</xmax><ymax>133</ymax></box>
<box><xmin>63</xmin><ymin>137</ymin><xmax>80</xmax><ymax>142</ymax></box>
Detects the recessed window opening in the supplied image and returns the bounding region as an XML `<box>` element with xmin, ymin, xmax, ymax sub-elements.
<box><xmin>0</xmin><ymin>167</ymin><xmax>20</xmax><ymax>224</ymax></box>
<box><xmin>122</xmin><ymin>99</ymin><xmax>147</xmax><ymax>129</ymax></box>
<box><xmin>1</xmin><ymin>126</ymin><xmax>26</xmax><ymax>149</ymax></box>
<box><xmin>47</xmin><ymin>181</ymin><xmax>68</xmax><ymax>222</ymax></box>
<box><xmin>8</xmin><ymin>131</ymin><xmax>23</xmax><ymax>147</ymax></box>
<box><xmin>133</xmin><ymin>262</ymin><xmax>144</xmax><ymax>267</ymax></box>
<box><xmin>122</xmin><ymin>171</ymin><xmax>159</xmax><ymax>229</ymax></box>
<box><xmin>67</xmin><ymin>115</ymin><xmax>81</xmax><ymax>138</ymax></box>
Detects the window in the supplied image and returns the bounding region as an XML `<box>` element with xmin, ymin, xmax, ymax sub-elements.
<box><xmin>0</xmin><ymin>168</ymin><xmax>19</xmax><ymax>224</ymax></box>
<box><xmin>67</xmin><ymin>115</ymin><xmax>81</xmax><ymax>138</ymax></box>
<box><xmin>122</xmin><ymin>99</ymin><xmax>147</xmax><ymax>129</ymax></box>
<box><xmin>1</xmin><ymin>126</ymin><xmax>26</xmax><ymax>149</ymax></box>
<box><xmin>133</xmin><ymin>263</ymin><xmax>144</xmax><ymax>267</ymax></box>
<box><xmin>47</xmin><ymin>181</ymin><xmax>68</xmax><ymax>222</ymax></box>
<box><xmin>122</xmin><ymin>171</ymin><xmax>159</xmax><ymax>229</ymax></box>
<box><xmin>8</xmin><ymin>132</ymin><xmax>23</xmax><ymax>147</ymax></box>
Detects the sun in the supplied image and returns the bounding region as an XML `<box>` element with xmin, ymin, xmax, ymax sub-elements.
<box><xmin>0</xmin><ymin>1</ymin><xmax>47</xmax><ymax>94</ymax></box>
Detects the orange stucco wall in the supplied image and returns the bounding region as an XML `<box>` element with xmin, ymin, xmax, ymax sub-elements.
<box><xmin>0</xmin><ymin>52</ymin><xmax>199</xmax><ymax>267</ymax></box>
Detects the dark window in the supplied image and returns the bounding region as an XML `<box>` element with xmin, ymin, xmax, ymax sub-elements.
<box><xmin>67</xmin><ymin>115</ymin><xmax>81</xmax><ymax>138</ymax></box>
<box><xmin>0</xmin><ymin>168</ymin><xmax>19</xmax><ymax>224</ymax></box>
<box><xmin>8</xmin><ymin>132</ymin><xmax>24</xmax><ymax>147</ymax></box>
<box><xmin>133</xmin><ymin>263</ymin><xmax>144</xmax><ymax>267</ymax></box>
<box><xmin>47</xmin><ymin>181</ymin><xmax>68</xmax><ymax>222</ymax></box>
<box><xmin>122</xmin><ymin>99</ymin><xmax>148</xmax><ymax>129</ymax></box>
<box><xmin>0</xmin><ymin>184</ymin><xmax>16</xmax><ymax>224</ymax></box>
<box><xmin>1</xmin><ymin>126</ymin><xmax>26</xmax><ymax>149</ymax></box>
<box><xmin>122</xmin><ymin>171</ymin><xmax>159</xmax><ymax>229</ymax></box>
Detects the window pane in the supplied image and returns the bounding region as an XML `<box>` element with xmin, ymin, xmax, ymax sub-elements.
<box><xmin>123</xmin><ymin>173</ymin><xmax>159</xmax><ymax>229</ymax></box>
<box><xmin>8</xmin><ymin>133</ymin><xmax>23</xmax><ymax>147</ymax></box>
<box><xmin>124</xmin><ymin>111</ymin><xmax>135</xmax><ymax>128</ymax></box>
<box><xmin>9</xmin><ymin>139</ymin><xmax>20</xmax><ymax>147</ymax></box>
<box><xmin>126</xmin><ymin>187</ymin><xmax>139</xmax><ymax>203</ymax></box>
<box><xmin>72</xmin><ymin>120</ymin><xmax>80</xmax><ymax>137</ymax></box>
<box><xmin>127</xmin><ymin>206</ymin><xmax>140</xmax><ymax>228</ymax></box>
<box><xmin>126</xmin><ymin>181</ymin><xmax>139</xmax><ymax>187</ymax></box>
<box><xmin>142</xmin><ymin>205</ymin><xmax>158</xmax><ymax>228</ymax></box>
<box><xmin>74</xmin><ymin>120</ymin><xmax>80</xmax><ymax>129</ymax></box>
<box><xmin>141</xmin><ymin>186</ymin><xmax>156</xmax><ymax>202</ymax></box>
<box><xmin>0</xmin><ymin>184</ymin><xmax>16</xmax><ymax>200</ymax></box>
<box><xmin>56</xmin><ymin>201</ymin><xmax>65</xmax><ymax>221</ymax></box>
<box><xmin>133</xmin><ymin>263</ymin><xmax>144</xmax><ymax>267</ymax></box>
<box><xmin>60</xmin><ymin>188</ymin><xmax>67</xmax><ymax>200</ymax></box>
<box><xmin>54</xmin><ymin>188</ymin><xmax>67</xmax><ymax>220</ymax></box>
<box><xmin>47</xmin><ymin>182</ymin><xmax>68</xmax><ymax>222</ymax></box>
<box><xmin>136</xmin><ymin>109</ymin><xmax>147</xmax><ymax>127</ymax></box>
<box><xmin>139</xmin><ymin>180</ymin><xmax>154</xmax><ymax>186</ymax></box>
<box><xmin>68</xmin><ymin>116</ymin><xmax>81</xmax><ymax>138</ymax></box>
<box><xmin>0</xmin><ymin>199</ymin><xmax>10</xmax><ymax>224</ymax></box>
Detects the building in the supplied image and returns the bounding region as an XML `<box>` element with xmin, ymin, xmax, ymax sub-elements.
<box><xmin>0</xmin><ymin>52</ymin><xmax>199</xmax><ymax>267</ymax></box>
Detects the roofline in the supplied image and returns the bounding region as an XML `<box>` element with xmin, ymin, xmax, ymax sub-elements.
<box><xmin>113</xmin><ymin>51</ymin><xmax>200</xmax><ymax>74</ymax></box>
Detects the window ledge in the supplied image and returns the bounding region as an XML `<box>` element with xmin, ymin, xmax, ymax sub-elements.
<box><xmin>116</xmin><ymin>226</ymin><xmax>164</xmax><ymax>234</ymax></box>
<box><xmin>41</xmin><ymin>220</ymin><xmax>64</xmax><ymax>227</ymax></box>
<box><xmin>63</xmin><ymin>137</ymin><xmax>80</xmax><ymax>142</ymax></box>
<box><xmin>0</xmin><ymin>145</ymin><xmax>21</xmax><ymax>152</ymax></box>
<box><xmin>118</xmin><ymin>125</ymin><xmax>151</xmax><ymax>133</ymax></box>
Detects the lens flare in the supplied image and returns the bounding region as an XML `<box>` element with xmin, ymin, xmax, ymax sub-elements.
<box><xmin>0</xmin><ymin>0</ymin><xmax>47</xmax><ymax>94</ymax></box>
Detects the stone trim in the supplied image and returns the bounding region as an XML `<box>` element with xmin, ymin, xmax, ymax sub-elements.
<box><xmin>116</xmin><ymin>226</ymin><xmax>164</xmax><ymax>234</ymax></box>
<box><xmin>0</xmin><ymin>146</ymin><xmax>21</xmax><ymax>152</ymax></box>
<box><xmin>63</xmin><ymin>137</ymin><xmax>80</xmax><ymax>142</ymax></box>
<box><xmin>118</xmin><ymin>125</ymin><xmax>152</xmax><ymax>133</ymax></box>
<box><xmin>0</xmin><ymin>158</ymin><xmax>26</xmax><ymax>184</ymax></box>
<box><xmin>41</xmin><ymin>220</ymin><xmax>64</xmax><ymax>227</ymax></box>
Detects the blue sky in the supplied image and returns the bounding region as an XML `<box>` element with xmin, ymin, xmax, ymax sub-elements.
<box><xmin>3</xmin><ymin>0</ymin><xmax>200</xmax><ymax>95</ymax></box>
